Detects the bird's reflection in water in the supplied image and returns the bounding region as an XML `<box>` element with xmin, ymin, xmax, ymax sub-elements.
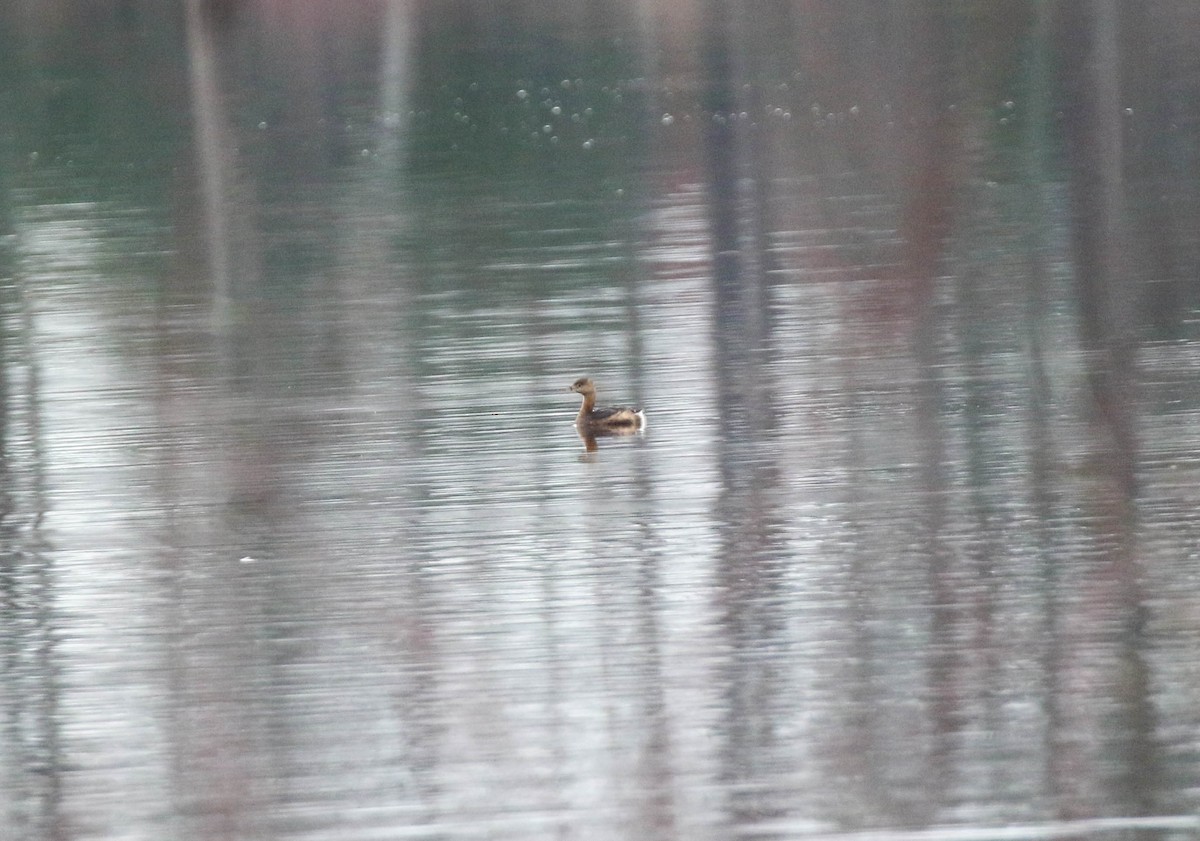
<box><xmin>576</xmin><ymin>425</ymin><xmax>643</xmax><ymax>460</ymax></box>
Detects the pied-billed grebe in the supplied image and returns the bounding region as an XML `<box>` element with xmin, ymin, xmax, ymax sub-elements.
<box><xmin>569</xmin><ymin>377</ymin><xmax>645</xmax><ymax>431</ymax></box>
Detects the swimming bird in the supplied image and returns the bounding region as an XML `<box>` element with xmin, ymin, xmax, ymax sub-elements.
<box><xmin>568</xmin><ymin>377</ymin><xmax>645</xmax><ymax>432</ymax></box>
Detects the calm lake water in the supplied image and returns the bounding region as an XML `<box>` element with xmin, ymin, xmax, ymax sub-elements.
<box><xmin>3</xmin><ymin>2</ymin><xmax>1200</xmax><ymax>840</ymax></box>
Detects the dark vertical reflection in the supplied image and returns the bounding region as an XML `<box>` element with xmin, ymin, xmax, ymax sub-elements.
<box><xmin>701</xmin><ymin>2</ymin><xmax>777</xmax><ymax>438</ymax></box>
<box><xmin>703</xmin><ymin>3</ymin><xmax>749</xmax><ymax>825</ymax></box>
<box><xmin>185</xmin><ymin>0</ymin><xmax>237</xmax><ymax>306</ymax></box>
<box><xmin>702</xmin><ymin>0</ymin><xmax>789</xmax><ymax>830</ymax></box>
<box><xmin>901</xmin><ymin>4</ymin><xmax>962</xmax><ymax>820</ymax></box>
<box><xmin>1054</xmin><ymin>0</ymin><xmax>1155</xmax><ymax>821</ymax></box>
<box><xmin>1022</xmin><ymin>0</ymin><xmax>1072</xmax><ymax>818</ymax></box>
<box><xmin>1057</xmin><ymin>0</ymin><xmax>1138</xmax><ymax>496</ymax></box>
<box><xmin>702</xmin><ymin>0</ymin><xmax>740</xmax><ymax>354</ymax></box>
<box><xmin>0</xmin><ymin>272</ymin><xmax>61</xmax><ymax>841</ymax></box>
<box><xmin>0</xmin><ymin>15</ymin><xmax>60</xmax><ymax>841</ymax></box>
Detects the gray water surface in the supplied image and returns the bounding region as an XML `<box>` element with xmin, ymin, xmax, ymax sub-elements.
<box><xmin>3</xmin><ymin>2</ymin><xmax>1200</xmax><ymax>840</ymax></box>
